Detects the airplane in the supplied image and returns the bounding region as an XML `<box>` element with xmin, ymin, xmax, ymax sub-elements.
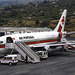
<box><xmin>0</xmin><ymin>9</ymin><xmax>67</xmax><ymax>56</ymax></box>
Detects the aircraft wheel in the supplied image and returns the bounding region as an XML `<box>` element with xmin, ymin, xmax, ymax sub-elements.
<box><xmin>9</xmin><ymin>62</ymin><xmax>12</xmax><ymax>66</ymax></box>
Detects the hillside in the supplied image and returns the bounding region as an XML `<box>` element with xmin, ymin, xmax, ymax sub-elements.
<box><xmin>0</xmin><ymin>0</ymin><xmax>75</xmax><ymax>31</ymax></box>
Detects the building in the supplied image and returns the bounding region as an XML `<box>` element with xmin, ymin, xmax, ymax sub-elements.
<box><xmin>0</xmin><ymin>27</ymin><xmax>52</xmax><ymax>37</ymax></box>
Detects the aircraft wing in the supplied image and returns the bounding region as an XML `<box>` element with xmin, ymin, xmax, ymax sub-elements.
<box><xmin>29</xmin><ymin>43</ymin><xmax>65</xmax><ymax>52</ymax></box>
<box><xmin>29</xmin><ymin>43</ymin><xmax>65</xmax><ymax>47</ymax></box>
<box><xmin>31</xmin><ymin>43</ymin><xmax>65</xmax><ymax>51</ymax></box>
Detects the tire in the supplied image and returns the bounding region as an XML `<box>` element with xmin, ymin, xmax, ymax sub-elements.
<box><xmin>9</xmin><ymin>62</ymin><xmax>12</xmax><ymax>66</ymax></box>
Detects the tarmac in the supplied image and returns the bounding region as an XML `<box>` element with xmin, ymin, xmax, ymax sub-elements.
<box><xmin>0</xmin><ymin>36</ymin><xmax>75</xmax><ymax>75</ymax></box>
<box><xmin>0</xmin><ymin>51</ymin><xmax>75</xmax><ymax>75</ymax></box>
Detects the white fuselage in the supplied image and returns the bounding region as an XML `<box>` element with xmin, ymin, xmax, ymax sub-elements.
<box><xmin>0</xmin><ymin>31</ymin><xmax>59</xmax><ymax>55</ymax></box>
<box><xmin>0</xmin><ymin>31</ymin><xmax>59</xmax><ymax>44</ymax></box>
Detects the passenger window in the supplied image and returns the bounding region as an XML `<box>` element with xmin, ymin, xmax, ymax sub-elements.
<box><xmin>39</xmin><ymin>52</ymin><xmax>42</xmax><ymax>55</ymax></box>
<box><xmin>14</xmin><ymin>57</ymin><xmax>17</xmax><ymax>59</ymax></box>
<box><xmin>3</xmin><ymin>57</ymin><xmax>6</xmax><ymax>59</ymax></box>
<box><xmin>7</xmin><ymin>57</ymin><xmax>12</xmax><ymax>59</ymax></box>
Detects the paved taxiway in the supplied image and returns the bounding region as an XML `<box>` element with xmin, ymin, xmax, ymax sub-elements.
<box><xmin>0</xmin><ymin>51</ymin><xmax>75</xmax><ymax>75</ymax></box>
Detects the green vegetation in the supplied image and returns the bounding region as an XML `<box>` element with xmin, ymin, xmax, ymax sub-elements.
<box><xmin>0</xmin><ymin>0</ymin><xmax>75</xmax><ymax>31</ymax></box>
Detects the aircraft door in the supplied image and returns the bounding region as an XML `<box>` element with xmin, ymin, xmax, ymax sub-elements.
<box><xmin>6</xmin><ymin>37</ymin><xmax>13</xmax><ymax>43</ymax></box>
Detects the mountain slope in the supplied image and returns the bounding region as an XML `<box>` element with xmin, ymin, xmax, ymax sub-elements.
<box><xmin>0</xmin><ymin>0</ymin><xmax>75</xmax><ymax>31</ymax></box>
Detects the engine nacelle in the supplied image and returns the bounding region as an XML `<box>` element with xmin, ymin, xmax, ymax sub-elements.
<box><xmin>44</xmin><ymin>45</ymin><xmax>50</xmax><ymax>50</ymax></box>
<box><xmin>45</xmin><ymin>45</ymin><xmax>63</xmax><ymax>52</ymax></box>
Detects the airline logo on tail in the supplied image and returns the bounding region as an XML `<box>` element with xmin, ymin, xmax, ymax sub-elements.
<box><xmin>54</xmin><ymin>9</ymin><xmax>67</xmax><ymax>32</ymax></box>
<box><xmin>58</xmin><ymin>16</ymin><xmax>65</xmax><ymax>32</ymax></box>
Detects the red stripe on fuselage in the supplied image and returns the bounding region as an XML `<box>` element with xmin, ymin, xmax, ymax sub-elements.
<box><xmin>0</xmin><ymin>44</ymin><xmax>5</xmax><ymax>48</ymax></box>
<box><xmin>0</xmin><ymin>39</ymin><xmax>58</xmax><ymax>48</ymax></box>
<box><xmin>26</xmin><ymin>39</ymin><xmax>58</xmax><ymax>45</ymax></box>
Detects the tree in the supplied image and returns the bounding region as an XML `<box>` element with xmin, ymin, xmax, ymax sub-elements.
<box><xmin>40</xmin><ymin>20</ymin><xmax>50</xmax><ymax>27</ymax></box>
<box><xmin>35</xmin><ymin>20</ymin><xmax>39</xmax><ymax>25</ymax></box>
<box><xmin>10</xmin><ymin>10</ymin><xmax>17</xmax><ymax>17</ymax></box>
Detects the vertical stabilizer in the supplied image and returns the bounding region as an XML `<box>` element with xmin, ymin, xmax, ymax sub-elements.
<box><xmin>54</xmin><ymin>9</ymin><xmax>67</xmax><ymax>32</ymax></box>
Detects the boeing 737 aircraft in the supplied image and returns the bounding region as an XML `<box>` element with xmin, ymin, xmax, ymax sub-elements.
<box><xmin>0</xmin><ymin>9</ymin><xmax>67</xmax><ymax>56</ymax></box>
